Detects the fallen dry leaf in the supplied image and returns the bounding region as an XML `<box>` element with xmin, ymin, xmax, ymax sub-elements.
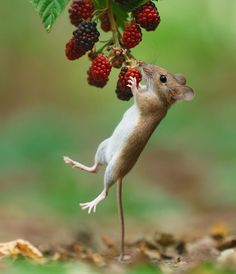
<box><xmin>0</xmin><ymin>239</ymin><xmax>44</xmax><ymax>262</ymax></box>
<box><xmin>90</xmin><ymin>253</ymin><xmax>106</xmax><ymax>267</ymax></box>
<box><xmin>101</xmin><ymin>235</ymin><xmax>117</xmax><ymax>249</ymax></box>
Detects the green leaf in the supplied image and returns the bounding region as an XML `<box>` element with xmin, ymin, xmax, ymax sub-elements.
<box><xmin>118</xmin><ymin>0</ymin><xmax>148</xmax><ymax>11</ymax></box>
<box><xmin>30</xmin><ymin>0</ymin><xmax>70</xmax><ymax>31</ymax></box>
<box><xmin>112</xmin><ymin>0</ymin><xmax>148</xmax><ymax>30</ymax></box>
<box><xmin>93</xmin><ymin>0</ymin><xmax>106</xmax><ymax>10</ymax></box>
<box><xmin>112</xmin><ymin>2</ymin><xmax>129</xmax><ymax>30</ymax></box>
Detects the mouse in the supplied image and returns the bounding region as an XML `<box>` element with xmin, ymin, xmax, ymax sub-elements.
<box><xmin>64</xmin><ymin>63</ymin><xmax>194</xmax><ymax>260</ymax></box>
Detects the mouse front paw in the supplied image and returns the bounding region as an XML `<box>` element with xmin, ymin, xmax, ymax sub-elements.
<box><xmin>127</xmin><ymin>76</ymin><xmax>139</xmax><ymax>95</ymax></box>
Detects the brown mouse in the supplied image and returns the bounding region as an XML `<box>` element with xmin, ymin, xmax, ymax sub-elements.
<box><xmin>64</xmin><ymin>63</ymin><xmax>194</xmax><ymax>260</ymax></box>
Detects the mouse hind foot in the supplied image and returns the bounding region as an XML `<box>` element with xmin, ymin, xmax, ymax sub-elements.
<box><xmin>64</xmin><ymin>156</ymin><xmax>99</xmax><ymax>174</ymax></box>
<box><xmin>80</xmin><ymin>188</ymin><xmax>107</xmax><ymax>214</ymax></box>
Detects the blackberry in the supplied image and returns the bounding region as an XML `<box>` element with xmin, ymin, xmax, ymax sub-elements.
<box><xmin>133</xmin><ymin>1</ymin><xmax>161</xmax><ymax>31</ymax></box>
<box><xmin>65</xmin><ymin>37</ymin><xmax>85</xmax><ymax>60</ymax></box>
<box><xmin>73</xmin><ymin>21</ymin><xmax>100</xmax><ymax>52</ymax></box>
<box><xmin>121</xmin><ymin>22</ymin><xmax>142</xmax><ymax>49</ymax></box>
<box><xmin>100</xmin><ymin>12</ymin><xmax>111</xmax><ymax>32</ymax></box>
<box><xmin>116</xmin><ymin>67</ymin><xmax>142</xmax><ymax>101</ymax></box>
<box><xmin>116</xmin><ymin>84</ymin><xmax>133</xmax><ymax>101</ymax></box>
<box><xmin>87</xmin><ymin>68</ymin><xmax>107</xmax><ymax>88</ymax></box>
<box><xmin>90</xmin><ymin>54</ymin><xmax>112</xmax><ymax>83</ymax></box>
<box><xmin>87</xmin><ymin>55</ymin><xmax>112</xmax><ymax>88</ymax></box>
<box><xmin>69</xmin><ymin>0</ymin><xmax>94</xmax><ymax>27</ymax></box>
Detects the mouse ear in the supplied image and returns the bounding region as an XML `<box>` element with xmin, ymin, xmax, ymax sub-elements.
<box><xmin>172</xmin><ymin>86</ymin><xmax>194</xmax><ymax>101</ymax></box>
<box><xmin>174</xmin><ymin>74</ymin><xmax>186</xmax><ymax>85</ymax></box>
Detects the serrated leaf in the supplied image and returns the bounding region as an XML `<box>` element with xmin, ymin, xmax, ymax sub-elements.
<box><xmin>30</xmin><ymin>0</ymin><xmax>70</xmax><ymax>31</ymax></box>
<box><xmin>112</xmin><ymin>2</ymin><xmax>129</xmax><ymax>30</ymax></box>
<box><xmin>112</xmin><ymin>0</ymin><xmax>148</xmax><ymax>30</ymax></box>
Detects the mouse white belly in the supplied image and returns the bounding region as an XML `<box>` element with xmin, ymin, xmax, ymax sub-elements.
<box><xmin>105</xmin><ymin>105</ymin><xmax>140</xmax><ymax>162</ymax></box>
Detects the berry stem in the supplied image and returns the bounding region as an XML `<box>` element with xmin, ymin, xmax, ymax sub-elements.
<box><xmin>107</xmin><ymin>0</ymin><xmax>120</xmax><ymax>46</ymax></box>
<box><xmin>93</xmin><ymin>8</ymin><xmax>107</xmax><ymax>17</ymax></box>
<box><xmin>124</xmin><ymin>51</ymin><xmax>138</xmax><ymax>67</ymax></box>
<box><xmin>96</xmin><ymin>40</ymin><xmax>112</xmax><ymax>54</ymax></box>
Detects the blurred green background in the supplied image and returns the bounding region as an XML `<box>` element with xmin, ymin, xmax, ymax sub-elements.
<box><xmin>0</xmin><ymin>0</ymin><xmax>236</xmax><ymax>251</ymax></box>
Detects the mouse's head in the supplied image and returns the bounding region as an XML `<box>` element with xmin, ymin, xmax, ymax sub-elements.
<box><xmin>141</xmin><ymin>64</ymin><xmax>194</xmax><ymax>105</ymax></box>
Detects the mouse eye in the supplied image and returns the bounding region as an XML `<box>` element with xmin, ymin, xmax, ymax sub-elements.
<box><xmin>160</xmin><ymin>75</ymin><xmax>167</xmax><ymax>83</ymax></box>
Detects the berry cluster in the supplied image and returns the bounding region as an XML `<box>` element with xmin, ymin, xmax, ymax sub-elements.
<box><xmin>65</xmin><ymin>0</ymin><xmax>161</xmax><ymax>101</ymax></box>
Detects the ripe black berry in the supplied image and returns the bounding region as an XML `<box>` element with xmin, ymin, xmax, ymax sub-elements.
<box><xmin>73</xmin><ymin>21</ymin><xmax>100</xmax><ymax>52</ymax></box>
<box><xmin>115</xmin><ymin>84</ymin><xmax>133</xmax><ymax>101</ymax></box>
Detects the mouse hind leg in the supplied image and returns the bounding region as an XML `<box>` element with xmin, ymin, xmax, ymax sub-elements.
<box><xmin>64</xmin><ymin>156</ymin><xmax>100</xmax><ymax>174</ymax></box>
<box><xmin>80</xmin><ymin>157</ymin><xmax>117</xmax><ymax>214</ymax></box>
<box><xmin>63</xmin><ymin>138</ymin><xmax>110</xmax><ymax>174</ymax></box>
<box><xmin>94</xmin><ymin>138</ymin><xmax>110</xmax><ymax>166</ymax></box>
<box><xmin>80</xmin><ymin>188</ymin><xmax>108</xmax><ymax>214</ymax></box>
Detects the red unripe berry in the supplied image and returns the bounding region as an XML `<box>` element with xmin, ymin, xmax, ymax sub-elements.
<box><xmin>100</xmin><ymin>12</ymin><xmax>111</xmax><ymax>32</ymax></box>
<box><xmin>87</xmin><ymin>54</ymin><xmax>112</xmax><ymax>88</ymax></box>
<box><xmin>116</xmin><ymin>67</ymin><xmax>142</xmax><ymax>101</ymax></box>
<box><xmin>133</xmin><ymin>1</ymin><xmax>161</xmax><ymax>31</ymax></box>
<box><xmin>121</xmin><ymin>22</ymin><xmax>142</xmax><ymax>49</ymax></box>
<box><xmin>87</xmin><ymin>69</ymin><xmax>107</xmax><ymax>88</ymax></box>
<box><xmin>65</xmin><ymin>37</ymin><xmax>85</xmax><ymax>60</ymax></box>
<box><xmin>69</xmin><ymin>0</ymin><xmax>94</xmax><ymax>27</ymax></box>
